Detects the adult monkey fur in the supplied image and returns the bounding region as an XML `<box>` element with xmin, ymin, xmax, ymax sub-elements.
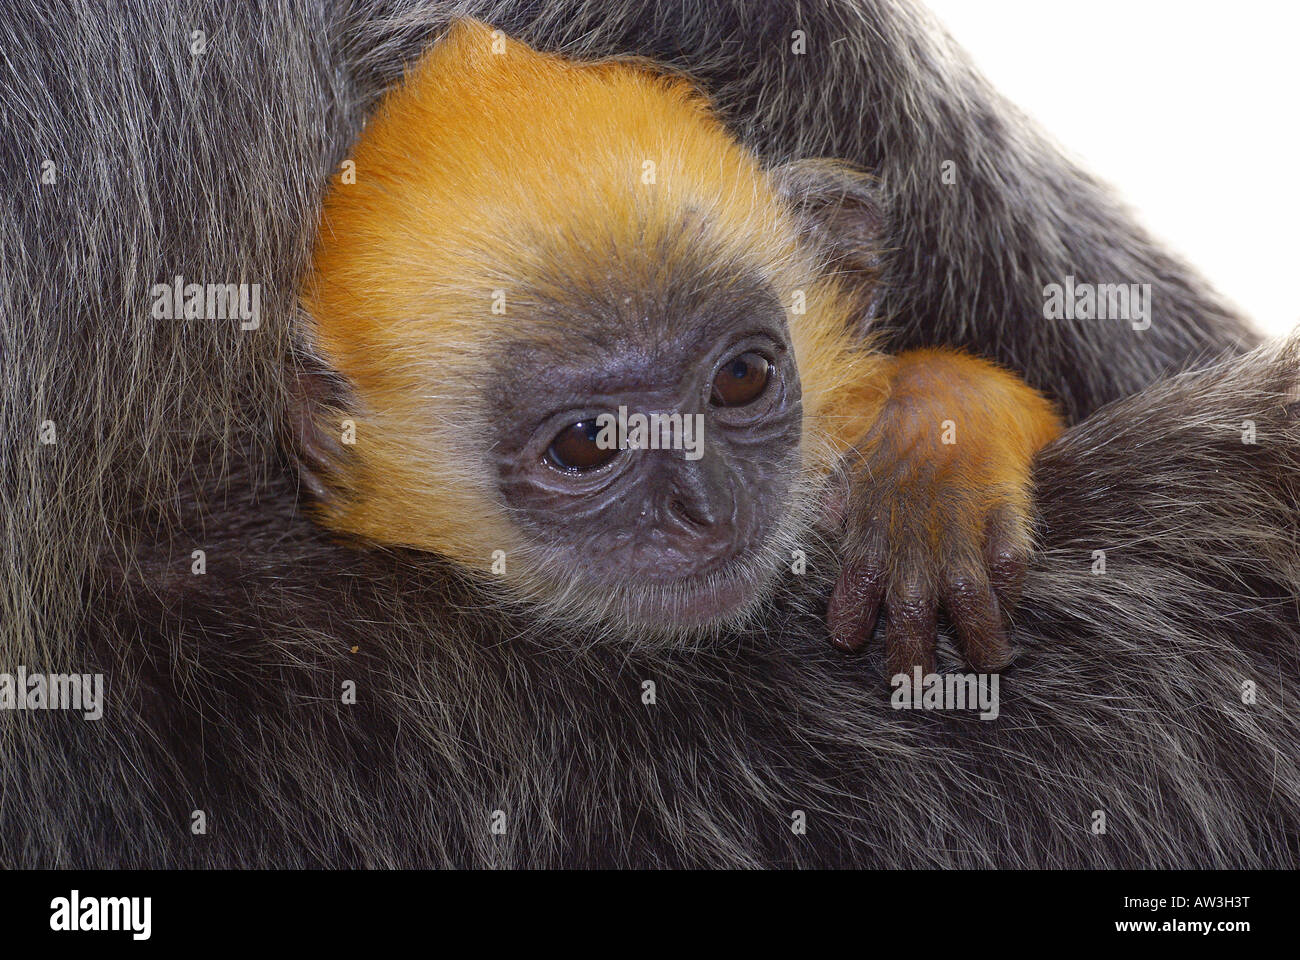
<box><xmin>2</xmin><ymin>0</ymin><xmax>1298</xmax><ymax>868</ymax></box>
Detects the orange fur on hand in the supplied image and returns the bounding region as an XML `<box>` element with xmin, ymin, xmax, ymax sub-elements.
<box><xmin>879</xmin><ymin>348</ymin><xmax>1061</xmax><ymax>464</ymax></box>
<box><xmin>848</xmin><ymin>347</ymin><xmax>1063</xmax><ymax>557</ymax></box>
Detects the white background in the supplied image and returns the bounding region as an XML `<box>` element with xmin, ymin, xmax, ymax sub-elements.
<box><xmin>925</xmin><ymin>0</ymin><xmax>1300</xmax><ymax>338</ymax></box>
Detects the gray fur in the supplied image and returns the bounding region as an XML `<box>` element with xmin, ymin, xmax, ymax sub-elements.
<box><xmin>1</xmin><ymin>0</ymin><xmax>1295</xmax><ymax>867</ymax></box>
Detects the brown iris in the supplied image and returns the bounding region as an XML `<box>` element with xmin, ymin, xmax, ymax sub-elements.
<box><xmin>547</xmin><ymin>419</ymin><xmax>617</xmax><ymax>471</ymax></box>
<box><xmin>711</xmin><ymin>352</ymin><xmax>770</xmax><ymax>407</ymax></box>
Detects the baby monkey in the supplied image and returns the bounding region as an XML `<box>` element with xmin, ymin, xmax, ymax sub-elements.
<box><xmin>297</xmin><ymin>20</ymin><xmax>1062</xmax><ymax>676</ymax></box>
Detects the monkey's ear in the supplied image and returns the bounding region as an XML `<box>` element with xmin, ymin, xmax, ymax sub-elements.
<box><xmin>286</xmin><ymin>345</ymin><xmax>356</xmax><ymax>506</ymax></box>
<box><xmin>770</xmin><ymin>158</ymin><xmax>888</xmax><ymax>305</ymax></box>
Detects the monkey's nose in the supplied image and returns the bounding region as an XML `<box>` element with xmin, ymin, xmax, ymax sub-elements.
<box><xmin>665</xmin><ymin>457</ymin><xmax>728</xmax><ymax>529</ymax></box>
<box><xmin>669</xmin><ymin>494</ymin><xmax>718</xmax><ymax>528</ymax></box>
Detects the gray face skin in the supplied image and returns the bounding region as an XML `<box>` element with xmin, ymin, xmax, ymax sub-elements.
<box><xmin>486</xmin><ymin>261</ymin><xmax>805</xmax><ymax>629</ymax></box>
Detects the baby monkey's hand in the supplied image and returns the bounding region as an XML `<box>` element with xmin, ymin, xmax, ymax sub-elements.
<box><xmin>827</xmin><ymin>348</ymin><xmax>1062</xmax><ymax>676</ymax></box>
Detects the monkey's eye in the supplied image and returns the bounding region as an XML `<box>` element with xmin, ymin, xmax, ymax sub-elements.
<box><xmin>546</xmin><ymin>420</ymin><xmax>618</xmax><ymax>471</ymax></box>
<box><xmin>711</xmin><ymin>352</ymin><xmax>770</xmax><ymax>407</ymax></box>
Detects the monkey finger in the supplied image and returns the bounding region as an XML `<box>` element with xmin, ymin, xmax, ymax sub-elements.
<box><xmin>828</xmin><ymin>553</ymin><xmax>886</xmax><ymax>652</ymax></box>
<box><xmin>983</xmin><ymin>506</ymin><xmax>1031</xmax><ymax>613</ymax></box>
<box><xmin>942</xmin><ymin>573</ymin><xmax>1011</xmax><ymax>672</ymax></box>
<box><xmin>883</xmin><ymin>581</ymin><xmax>937</xmax><ymax>677</ymax></box>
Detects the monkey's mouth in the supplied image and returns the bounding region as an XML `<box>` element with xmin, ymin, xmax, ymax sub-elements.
<box><xmin>606</xmin><ymin>551</ymin><xmax>780</xmax><ymax>632</ymax></box>
<box><xmin>518</xmin><ymin>499</ymin><xmax>813</xmax><ymax>639</ymax></box>
<box><xmin>595</xmin><ymin>506</ymin><xmax>813</xmax><ymax>634</ymax></box>
<box><xmin>625</xmin><ymin>571</ymin><xmax>757</xmax><ymax>627</ymax></box>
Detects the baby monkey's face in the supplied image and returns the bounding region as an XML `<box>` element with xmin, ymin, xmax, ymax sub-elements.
<box><xmin>485</xmin><ymin>273</ymin><xmax>807</xmax><ymax>627</ymax></box>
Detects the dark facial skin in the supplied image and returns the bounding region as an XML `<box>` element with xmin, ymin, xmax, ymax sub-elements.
<box><xmin>487</xmin><ymin>271</ymin><xmax>804</xmax><ymax>627</ymax></box>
